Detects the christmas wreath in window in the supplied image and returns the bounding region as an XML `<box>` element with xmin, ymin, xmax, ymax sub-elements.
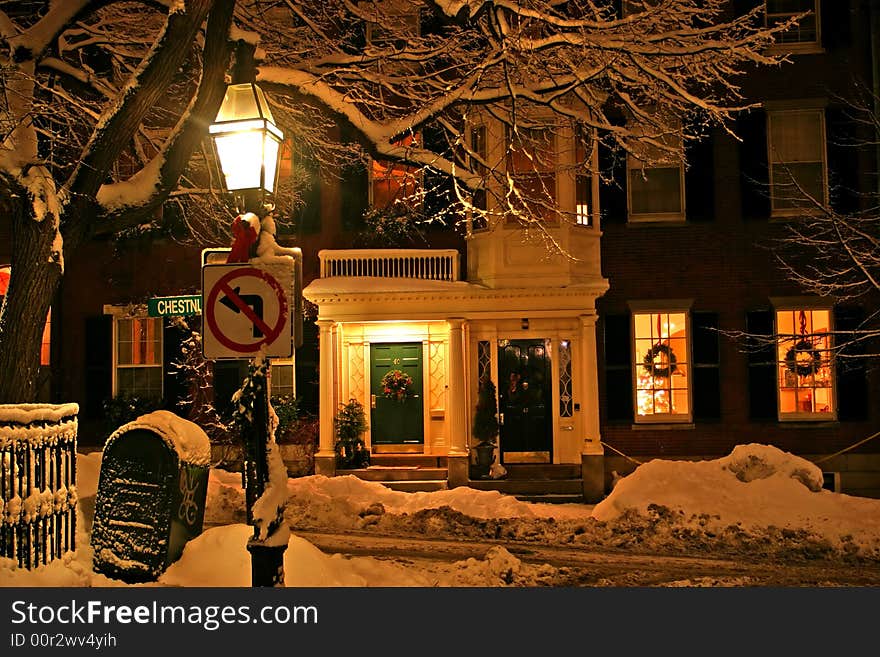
<box><xmin>381</xmin><ymin>369</ymin><xmax>414</xmax><ymax>402</ymax></box>
<box><xmin>785</xmin><ymin>339</ymin><xmax>823</xmax><ymax>377</ymax></box>
<box><xmin>643</xmin><ymin>343</ymin><xmax>678</xmax><ymax>379</ymax></box>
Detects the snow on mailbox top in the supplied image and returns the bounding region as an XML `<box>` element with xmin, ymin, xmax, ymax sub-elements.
<box><xmin>106</xmin><ymin>410</ymin><xmax>211</xmax><ymax>467</ymax></box>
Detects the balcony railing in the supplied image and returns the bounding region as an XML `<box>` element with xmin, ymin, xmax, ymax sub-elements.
<box><xmin>319</xmin><ymin>249</ymin><xmax>460</xmax><ymax>282</ymax></box>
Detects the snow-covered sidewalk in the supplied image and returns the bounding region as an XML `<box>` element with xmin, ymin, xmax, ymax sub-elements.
<box><xmin>3</xmin><ymin>443</ymin><xmax>880</xmax><ymax>587</ymax></box>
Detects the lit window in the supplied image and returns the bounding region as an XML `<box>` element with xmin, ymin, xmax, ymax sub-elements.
<box><xmin>575</xmin><ymin>128</ymin><xmax>596</xmax><ymax>226</ymax></box>
<box><xmin>627</xmin><ymin>126</ymin><xmax>685</xmax><ymax>222</ymax></box>
<box><xmin>370</xmin><ymin>134</ymin><xmax>422</xmax><ymax>211</ymax></box>
<box><xmin>633</xmin><ymin>311</ymin><xmax>691</xmax><ymax>421</ymax></box>
<box><xmin>776</xmin><ymin>308</ymin><xmax>834</xmax><ymax>419</ymax></box>
<box><xmin>505</xmin><ymin>125</ymin><xmax>558</xmax><ymax>223</ymax></box>
<box><xmin>0</xmin><ymin>265</ymin><xmax>51</xmax><ymax>366</ymax></box>
<box><xmin>115</xmin><ymin>316</ymin><xmax>163</xmax><ymax>399</ymax></box>
<box><xmin>270</xmin><ymin>358</ymin><xmax>296</xmax><ymax>398</ymax></box>
<box><xmin>766</xmin><ymin>0</ymin><xmax>819</xmax><ymax>48</ymax></box>
<box><xmin>768</xmin><ymin>109</ymin><xmax>827</xmax><ymax>215</ymax></box>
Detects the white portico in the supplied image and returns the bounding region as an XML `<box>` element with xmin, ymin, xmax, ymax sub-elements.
<box><xmin>303</xmin><ymin>219</ymin><xmax>609</xmax><ymax>500</ymax></box>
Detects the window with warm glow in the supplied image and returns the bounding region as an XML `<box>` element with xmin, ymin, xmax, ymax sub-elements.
<box><xmin>370</xmin><ymin>134</ymin><xmax>422</xmax><ymax>211</ymax></box>
<box><xmin>0</xmin><ymin>265</ymin><xmax>51</xmax><ymax>366</ymax></box>
<box><xmin>505</xmin><ymin>125</ymin><xmax>557</xmax><ymax>223</ymax></box>
<box><xmin>575</xmin><ymin>128</ymin><xmax>595</xmax><ymax>226</ymax></box>
<box><xmin>768</xmin><ymin>109</ymin><xmax>827</xmax><ymax>215</ymax></box>
<box><xmin>765</xmin><ymin>0</ymin><xmax>819</xmax><ymax>48</ymax></box>
<box><xmin>776</xmin><ymin>308</ymin><xmax>834</xmax><ymax>419</ymax></box>
<box><xmin>115</xmin><ymin>316</ymin><xmax>163</xmax><ymax>399</ymax></box>
<box><xmin>633</xmin><ymin>311</ymin><xmax>691</xmax><ymax>421</ymax></box>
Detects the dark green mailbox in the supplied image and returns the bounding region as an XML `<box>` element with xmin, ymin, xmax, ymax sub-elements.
<box><xmin>91</xmin><ymin>410</ymin><xmax>211</xmax><ymax>583</ymax></box>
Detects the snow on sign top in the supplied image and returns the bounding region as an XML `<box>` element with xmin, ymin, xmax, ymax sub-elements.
<box><xmin>106</xmin><ymin>410</ymin><xmax>211</xmax><ymax>467</ymax></box>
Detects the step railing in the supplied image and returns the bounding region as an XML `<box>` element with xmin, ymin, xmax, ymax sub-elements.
<box><xmin>319</xmin><ymin>249</ymin><xmax>460</xmax><ymax>282</ymax></box>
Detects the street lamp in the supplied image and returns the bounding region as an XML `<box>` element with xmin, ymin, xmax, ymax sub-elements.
<box><xmin>209</xmin><ymin>82</ymin><xmax>284</xmax><ymax>213</ymax></box>
<box><xmin>209</xmin><ymin>81</ymin><xmax>288</xmax><ymax>587</ymax></box>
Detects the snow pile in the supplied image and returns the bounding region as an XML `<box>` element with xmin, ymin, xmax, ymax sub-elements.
<box><xmin>283</xmin><ymin>474</ymin><xmax>537</xmax><ymax>530</ymax></box>
<box><xmin>160</xmin><ymin>524</ymin><xmax>433</xmax><ymax>587</ymax></box>
<box><xmin>593</xmin><ymin>443</ymin><xmax>880</xmax><ymax>552</ymax></box>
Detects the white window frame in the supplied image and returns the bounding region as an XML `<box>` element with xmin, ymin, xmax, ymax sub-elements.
<box><xmin>626</xmin><ymin>117</ymin><xmax>686</xmax><ymax>223</ymax></box>
<box><xmin>504</xmin><ymin>123</ymin><xmax>560</xmax><ymax>223</ymax></box>
<box><xmin>772</xmin><ymin>300</ymin><xmax>836</xmax><ymax>422</ymax></box>
<box><xmin>105</xmin><ymin>305</ymin><xmax>164</xmax><ymax>400</ymax></box>
<box><xmin>765</xmin><ymin>0</ymin><xmax>822</xmax><ymax>54</ymax></box>
<box><xmin>574</xmin><ymin>127</ymin><xmax>600</xmax><ymax>227</ymax></box>
<box><xmin>270</xmin><ymin>356</ymin><xmax>297</xmax><ymax>399</ymax></box>
<box><xmin>767</xmin><ymin>108</ymin><xmax>828</xmax><ymax>218</ymax></box>
<box><xmin>629</xmin><ymin>302</ymin><xmax>693</xmax><ymax>424</ymax></box>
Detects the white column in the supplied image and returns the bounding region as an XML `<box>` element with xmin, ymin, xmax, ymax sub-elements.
<box><xmin>579</xmin><ymin>313</ymin><xmax>602</xmax><ymax>454</ymax></box>
<box><xmin>446</xmin><ymin>318</ymin><xmax>469</xmax><ymax>456</ymax></box>
<box><xmin>317</xmin><ymin>319</ymin><xmax>337</xmax><ymax>459</ymax></box>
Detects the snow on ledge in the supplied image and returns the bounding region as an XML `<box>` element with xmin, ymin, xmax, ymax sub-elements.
<box><xmin>106</xmin><ymin>410</ymin><xmax>211</xmax><ymax>467</ymax></box>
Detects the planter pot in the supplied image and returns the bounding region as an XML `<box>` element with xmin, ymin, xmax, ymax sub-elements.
<box><xmin>471</xmin><ymin>442</ymin><xmax>496</xmax><ymax>479</ymax></box>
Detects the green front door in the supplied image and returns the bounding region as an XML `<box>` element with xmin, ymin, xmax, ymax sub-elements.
<box><xmin>370</xmin><ymin>342</ymin><xmax>424</xmax><ymax>446</ymax></box>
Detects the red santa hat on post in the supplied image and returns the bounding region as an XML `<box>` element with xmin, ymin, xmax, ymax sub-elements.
<box><xmin>226</xmin><ymin>212</ymin><xmax>261</xmax><ymax>263</ymax></box>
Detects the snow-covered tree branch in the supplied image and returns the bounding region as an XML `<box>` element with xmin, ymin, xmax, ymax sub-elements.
<box><xmin>0</xmin><ymin>0</ymin><xmax>792</xmax><ymax>401</ymax></box>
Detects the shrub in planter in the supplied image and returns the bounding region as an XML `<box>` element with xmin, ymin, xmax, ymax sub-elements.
<box><xmin>334</xmin><ymin>398</ymin><xmax>369</xmax><ymax>469</ymax></box>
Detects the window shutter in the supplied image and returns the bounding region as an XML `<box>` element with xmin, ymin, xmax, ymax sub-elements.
<box><xmin>598</xmin><ymin>143</ymin><xmax>627</xmax><ymax>226</ymax></box>
<box><xmin>422</xmin><ymin>123</ymin><xmax>456</xmax><ymax>225</ymax></box>
<box><xmin>603</xmin><ymin>314</ymin><xmax>633</xmax><ymax>421</ymax></box>
<box><xmin>738</xmin><ymin>109</ymin><xmax>771</xmax><ymax>221</ymax></box>
<box><xmin>290</xmin><ymin>154</ymin><xmax>322</xmax><ymax>235</ymax></box>
<box><xmin>692</xmin><ymin>312</ymin><xmax>721</xmax><ymax>420</ymax></box>
<box><xmin>340</xmin><ymin>160</ymin><xmax>369</xmax><ymax>232</ymax></box>
<box><xmin>821</xmin><ymin>0</ymin><xmax>851</xmax><ymax>50</ymax></box>
<box><xmin>84</xmin><ymin>315</ymin><xmax>113</xmax><ymax>419</ymax></box>
<box><xmin>746</xmin><ymin>310</ymin><xmax>777</xmax><ymax>419</ymax></box>
<box><xmin>162</xmin><ymin>320</ymin><xmax>188</xmax><ymax>412</ymax></box>
<box><xmin>834</xmin><ymin>305</ymin><xmax>868</xmax><ymax>421</ymax></box>
<box><xmin>685</xmin><ymin>134</ymin><xmax>715</xmax><ymax>222</ymax></box>
<box><xmin>825</xmin><ymin>106</ymin><xmax>861</xmax><ymax>216</ymax></box>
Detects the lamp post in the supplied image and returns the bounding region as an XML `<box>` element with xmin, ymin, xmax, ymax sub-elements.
<box><xmin>209</xmin><ymin>81</ymin><xmax>288</xmax><ymax>587</ymax></box>
<box><xmin>209</xmin><ymin>82</ymin><xmax>284</xmax><ymax>214</ymax></box>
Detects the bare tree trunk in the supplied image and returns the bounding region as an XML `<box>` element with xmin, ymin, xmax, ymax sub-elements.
<box><xmin>0</xmin><ymin>197</ymin><xmax>62</xmax><ymax>403</ymax></box>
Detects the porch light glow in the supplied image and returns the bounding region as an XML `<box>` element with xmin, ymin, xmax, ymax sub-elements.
<box><xmin>209</xmin><ymin>83</ymin><xmax>283</xmax><ymax>195</ymax></box>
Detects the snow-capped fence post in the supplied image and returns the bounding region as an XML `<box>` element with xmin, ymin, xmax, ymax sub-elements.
<box><xmin>0</xmin><ymin>403</ymin><xmax>79</xmax><ymax>569</ymax></box>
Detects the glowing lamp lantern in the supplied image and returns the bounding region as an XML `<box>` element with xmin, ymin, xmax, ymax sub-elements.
<box><xmin>209</xmin><ymin>83</ymin><xmax>283</xmax><ymax>201</ymax></box>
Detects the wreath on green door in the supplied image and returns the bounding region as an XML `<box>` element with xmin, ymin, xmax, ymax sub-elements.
<box><xmin>381</xmin><ymin>369</ymin><xmax>414</xmax><ymax>402</ymax></box>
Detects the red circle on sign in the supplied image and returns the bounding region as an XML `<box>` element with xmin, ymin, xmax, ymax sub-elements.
<box><xmin>206</xmin><ymin>267</ymin><xmax>289</xmax><ymax>353</ymax></box>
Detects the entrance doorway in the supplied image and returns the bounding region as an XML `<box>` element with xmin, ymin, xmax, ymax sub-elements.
<box><xmin>369</xmin><ymin>342</ymin><xmax>424</xmax><ymax>450</ymax></box>
<box><xmin>497</xmin><ymin>339</ymin><xmax>552</xmax><ymax>463</ymax></box>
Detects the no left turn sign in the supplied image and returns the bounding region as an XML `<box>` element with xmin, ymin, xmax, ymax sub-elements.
<box><xmin>202</xmin><ymin>262</ymin><xmax>293</xmax><ymax>359</ymax></box>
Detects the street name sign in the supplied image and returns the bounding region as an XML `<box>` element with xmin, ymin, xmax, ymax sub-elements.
<box><xmin>202</xmin><ymin>262</ymin><xmax>294</xmax><ymax>359</ymax></box>
<box><xmin>148</xmin><ymin>295</ymin><xmax>202</xmax><ymax>318</ymax></box>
